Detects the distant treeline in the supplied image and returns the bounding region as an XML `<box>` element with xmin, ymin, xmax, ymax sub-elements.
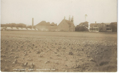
<box><xmin>1</xmin><ymin>23</ymin><xmax>36</xmax><ymax>28</ymax></box>
<box><xmin>75</xmin><ymin>25</ymin><xmax>88</xmax><ymax>31</ymax></box>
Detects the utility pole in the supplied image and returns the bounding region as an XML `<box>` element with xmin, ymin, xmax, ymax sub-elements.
<box><xmin>85</xmin><ymin>14</ymin><xmax>87</xmax><ymax>21</ymax></box>
<box><xmin>32</xmin><ymin>18</ymin><xmax>34</xmax><ymax>29</ymax></box>
<box><xmin>64</xmin><ymin>16</ymin><xmax>65</xmax><ymax>20</ymax></box>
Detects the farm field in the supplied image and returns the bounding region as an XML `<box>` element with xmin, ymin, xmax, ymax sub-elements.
<box><xmin>1</xmin><ymin>31</ymin><xmax>117</xmax><ymax>72</ymax></box>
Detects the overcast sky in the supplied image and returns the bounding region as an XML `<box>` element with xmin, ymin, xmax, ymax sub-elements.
<box><xmin>1</xmin><ymin>0</ymin><xmax>117</xmax><ymax>26</ymax></box>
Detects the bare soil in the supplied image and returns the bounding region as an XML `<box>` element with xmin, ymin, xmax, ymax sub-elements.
<box><xmin>1</xmin><ymin>31</ymin><xmax>117</xmax><ymax>72</ymax></box>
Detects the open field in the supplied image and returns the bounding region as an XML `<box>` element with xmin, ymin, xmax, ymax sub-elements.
<box><xmin>1</xmin><ymin>31</ymin><xmax>117</xmax><ymax>72</ymax></box>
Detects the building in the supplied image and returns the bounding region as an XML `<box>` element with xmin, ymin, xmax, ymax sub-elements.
<box><xmin>90</xmin><ymin>22</ymin><xmax>112</xmax><ymax>32</ymax></box>
<box><xmin>105</xmin><ymin>23</ymin><xmax>112</xmax><ymax>32</ymax></box>
<box><xmin>110</xmin><ymin>22</ymin><xmax>117</xmax><ymax>32</ymax></box>
<box><xmin>35</xmin><ymin>21</ymin><xmax>58</xmax><ymax>31</ymax></box>
<box><xmin>48</xmin><ymin>22</ymin><xmax>58</xmax><ymax>31</ymax></box>
<box><xmin>58</xmin><ymin>16</ymin><xmax>75</xmax><ymax>32</ymax></box>
<box><xmin>35</xmin><ymin>21</ymin><xmax>49</xmax><ymax>31</ymax></box>
<box><xmin>90</xmin><ymin>22</ymin><xmax>100</xmax><ymax>32</ymax></box>
<box><xmin>1</xmin><ymin>24</ymin><xmax>6</xmax><ymax>31</ymax></box>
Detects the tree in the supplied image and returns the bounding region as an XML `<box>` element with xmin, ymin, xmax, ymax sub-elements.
<box><xmin>16</xmin><ymin>23</ymin><xmax>26</xmax><ymax>28</ymax></box>
<box><xmin>1</xmin><ymin>23</ymin><xmax>27</xmax><ymax>29</ymax></box>
<box><xmin>75</xmin><ymin>22</ymin><xmax>89</xmax><ymax>31</ymax></box>
<box><xmin>1</xmin><ymin>24</ymin><xmax>6</xmax><ymax>27</ymax></box>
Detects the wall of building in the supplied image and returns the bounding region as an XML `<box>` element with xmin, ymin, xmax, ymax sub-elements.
<box><xmin>58</xmin><ymin>19</ymin><xmax>70</xmax><ymax>31</ymax></box>
<box><xmin>35</xmin><ymin>21</ymin><xmax>58</xmax><ymax>31</ymax></box>
<box><xmin>69</xmin><ymin>22</ymin><xmax>75</xmax><ymax>32</ymax></box>
<box><xmin>90</xmin><ymin>23</ymin><xmax>113</xmax><ymax>32</ymax></box>
<box><xmin>110</xmin><ymin>22</ymin><xmax>117</xmax><ymax>32</ymax></box>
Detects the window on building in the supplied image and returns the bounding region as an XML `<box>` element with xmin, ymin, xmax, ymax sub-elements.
<box><xmin>106</xmin><ymin>28</ymin><xmax>111</xmax><ymax>30</ymax></box>
<box><xmin>90</xmin><ymin>28</ymin><xmax>93</xmax><ymax>30</ymax></box>
<box><xmin>106</xmin><ymin>25</ymin><xmax>109</xmax><ymax>27</ymax></box>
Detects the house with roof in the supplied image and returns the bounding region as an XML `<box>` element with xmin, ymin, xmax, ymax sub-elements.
<box><xmin>110</xmin><ymin>22</ymin><xmax>117</xmax><ymax>32</ymax></box>
<box><xmin>90</xmin><ymin>22</ymin><xmax>100</xmax><ymax>32</ymax></box>
<box><xmin>5</xmin><ymin>27</ymin><xmax>19</xmax><ymax>31</ymax></box>
<box><xmin>90</xmin><ymin>22</ymin><xmax>112</xmax><ymax>32</ymax></box>
<box><xmin>58</xmin><ymin>16</ymin><xmax>75</xmax><ymax>32</ymax></box>
<box><xmin>35</xmin><ymin>21</ymin><xmax>58</xmax><ymax>31</ymax></box>
<box><xmin>105</xmin><ymin>23</ymin><xmax>112</xmax><ymax>32</ymax></box>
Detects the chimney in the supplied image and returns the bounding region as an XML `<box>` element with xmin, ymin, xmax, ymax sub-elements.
<box><xmin>71</xmin><ymin>16</ymin><xmax>73</xmax><ymax>23</ymax></box>
<box><xmin>32</xmin><ymin>18</ymin><xmax>34</xmax><ymax>29</ymax></box>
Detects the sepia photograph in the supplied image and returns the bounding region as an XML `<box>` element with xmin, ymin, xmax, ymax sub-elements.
<box><xmin>1</xmin><ymin>0</ymin><xmax>117</xmax><ymax>72</ymax></box>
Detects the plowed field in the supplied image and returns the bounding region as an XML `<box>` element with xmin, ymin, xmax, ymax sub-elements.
<box><xmin>1</xmin><ymin>31</ymin><xmax>117</xmax><ymax>72</ymax></box>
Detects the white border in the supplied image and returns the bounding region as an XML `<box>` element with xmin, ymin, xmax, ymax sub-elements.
<box><xmin>0</xmin><ymin>0</ymin><xmax>118</xmax><ymax>73</ymax></box>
